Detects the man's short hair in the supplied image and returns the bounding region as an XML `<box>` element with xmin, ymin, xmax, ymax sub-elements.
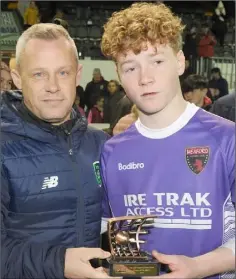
<box><xmin>211</xmin><ymin>67</ymin><xmax>221</xmax><ymax>75</ymax></box>
<box><xmin>93</xmin><ymin>68</ymin><xmax>101</xmax><ymax>74</ymax></box>
<box><xmin>15</xmin><ymin>23</ymin><xmax>78</xmax><ymax>69</ymax></box>
<box><xmin>101</xmin><ymin>2</ymin><xmax>185</xmax><ymax>60</ymax></box>
<box><xmin>182</xmin><ymin>74</ymin><xmax>208</xmax><ymax>94</ymax></box>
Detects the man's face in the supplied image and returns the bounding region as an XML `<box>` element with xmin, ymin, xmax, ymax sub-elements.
<box><xmin>93</xmin><ymin>72</ymin><xmax>102</xmax><ymax>82</ymax></box>
<box><xmin>12</xmin><ymin>38</ymin><xmax>82</xmax><ymax>124</ymax></box>
<box><xmin>211</xmin><ymin>72</ymin><xmax>219</xmax><ymax>80</ymax></box>
<box><xmin>183</xmin><ymin>88</ymin><xmax>207</xmax><ymax>107</ymax></box>
<box><xmin>1</xmin><ymin>69</ymin><xmax>13</xmax><ymax>91</ymax></box>
<box><xmin>30</xmin><ymin>1</ymin><xmax>36</xmax><ymax>8</ymax></box>
<box><xmin>116</xmin><ymin>43</ymin><xmax>185</xmax><ymax>115</ymax></box>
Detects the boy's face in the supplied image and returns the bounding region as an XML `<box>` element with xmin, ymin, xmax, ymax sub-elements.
<box><xmin>116</xmin><ymin>42</ymin><xmax>185</xmax><ymax>115</ymax></box>
<box><xmin>184</xmin><ymin>88</ymin><xmax>207</xmax><ymax>107</ymax></box>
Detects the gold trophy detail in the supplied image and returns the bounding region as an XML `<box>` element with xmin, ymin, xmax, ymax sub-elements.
<box><xmin>107</xmin><ymin>215</ymin><xmax>160</xmax><ymax>277</ymax></box>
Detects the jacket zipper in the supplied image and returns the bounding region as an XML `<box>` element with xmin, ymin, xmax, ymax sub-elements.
<box><xmin>64</xmin><ymin>130</ymin><xmax>84</xmax><ymax>247</ymax></box>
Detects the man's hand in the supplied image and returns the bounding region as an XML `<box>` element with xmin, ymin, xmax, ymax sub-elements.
<box><xmin>151</xmin><ymin>250</ymin><xmax>200</xmax><ymax>279</ymax></box>
<box><xmin>64</xmin><ymin>247</ymin><xmax>111</xmax><ymax>279</ymax></box>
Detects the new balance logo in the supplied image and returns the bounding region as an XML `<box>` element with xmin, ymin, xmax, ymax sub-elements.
<box><xmin>118</xmin><ymin>162</ymin><xmax>144</xmax><ymax>171</ymax></box>
<box><xmin>42</xmin><ymin>176</ymin><xmax>59</xmax><ymax>189</ymax></box>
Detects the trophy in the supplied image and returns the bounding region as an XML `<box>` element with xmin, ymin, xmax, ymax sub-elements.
<box><xmin>107</xmin><ymin>215</ymin><xmax>160</xmax><ymax>277</ymax></box>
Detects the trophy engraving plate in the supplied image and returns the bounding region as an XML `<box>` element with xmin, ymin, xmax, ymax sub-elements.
<box><xmin>107</xmin><ymin>215</ymin><xmax>160</xmax><ymax>277</ymax></box>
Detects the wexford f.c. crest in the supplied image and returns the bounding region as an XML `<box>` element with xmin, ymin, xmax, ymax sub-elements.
<box><xmin>186</xmin><ymin>146</ymin><xmax>209</xmax><ymax>174</ymax></box>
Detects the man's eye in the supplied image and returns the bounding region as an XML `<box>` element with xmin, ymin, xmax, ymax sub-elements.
<box><xmin>34</xmin><ymin>72</ymin><xmax>43</xmax><ymax>78</ymax></box>
<box><xmin>60</xmin><ymin>71</ymin><xmax>69</xmax><ymax>76</ymax></box>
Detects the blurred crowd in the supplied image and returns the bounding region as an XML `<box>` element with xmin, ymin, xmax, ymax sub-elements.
<box><xmin>1</xmin><ymin>0</ymin><xmax>235</xmax><ymax>134</ymax></box>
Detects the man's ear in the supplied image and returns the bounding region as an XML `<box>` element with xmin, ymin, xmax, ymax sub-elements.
<box><xmin>76</xmin><ymin>64</ymin><xmax>83</xmax><ymax>87</ymax></box>
<box><xmin>11</xmin><ymin>69</ymin><xmax>22</xmax><ymax>90</ymax></box>
<box><xmin>177</xmin><ymin>50</ymin><xmax>185</xmax><ymax>76</ymax></box>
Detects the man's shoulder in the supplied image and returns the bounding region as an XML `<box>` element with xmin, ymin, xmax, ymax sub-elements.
<box><xmin>215</xmin><ymin>93</ymin><xmax>235</xmax><ymax>106</ymax></box>
<box><xmin>86</xmin><ymin>126</ymin><xmax>110</xmax><ymax>143</ymax></box>
<box><xmin>194</xmin><ymin>109</ymin><xmax>235</xmax><ymax>143</ymax></box>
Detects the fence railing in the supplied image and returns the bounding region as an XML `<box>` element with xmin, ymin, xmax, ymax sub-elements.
<box><xmin>196</xmin><ymin>56</ymin><xmax>235</xmax><ymax>90</ymax></box>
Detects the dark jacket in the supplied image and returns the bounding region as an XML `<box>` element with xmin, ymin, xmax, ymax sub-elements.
<box><xmin>210</xmin><ymin>93</ymin><xmax>235</xmax><ymax>122</ymax></box>
<box><xmin>84</xmin><ymin>78</ymin><xmax>109</xmax><ymax>110</ymax></box>
<box><xmin>76</xmin><ymin>85</ymin><xmax>85</xmax><ymax>109</ymax></box>
<box><xmin>183</xmin><ymin>33</ymin><xmax>198</xmax><ymax>59</ymax></box>
<box><xmin>110</xmin><ymin>95</ymin><xmax>133</xmax><ymax>131</ymax></box>
<box><xmin>103</xmin><ymin>91</ymin><xmax>125</xmax><ymax>124</ymax></box>
<box><xmin>1</xmin><ymin>91</ymin><xmax>109</xmax><ymax>279</ymax></box>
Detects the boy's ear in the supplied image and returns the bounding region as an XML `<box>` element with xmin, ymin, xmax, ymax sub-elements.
<box><xmin>177</xmin><ymin>50</ymin><xmax>185</xmax><ymax>76</ymax></box>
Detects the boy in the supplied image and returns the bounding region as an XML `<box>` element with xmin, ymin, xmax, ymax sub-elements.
<box><xmin>100</xmin><ymin>3</ymin><xmax>235</xmax><ymax>279</ymax></box>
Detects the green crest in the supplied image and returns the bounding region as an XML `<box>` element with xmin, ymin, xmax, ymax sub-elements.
<box><xmin>93</xmin><ymin>161</ymin><xmax>102</xmax><ymax>187</ymax></box>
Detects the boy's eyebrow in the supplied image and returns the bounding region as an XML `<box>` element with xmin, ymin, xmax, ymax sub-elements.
<box><xmin>120</xmin><ymin>60</ymin><xmax>136</xmax><ymax>67</ymax></box>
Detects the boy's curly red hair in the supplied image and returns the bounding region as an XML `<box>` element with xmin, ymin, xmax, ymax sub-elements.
<box><xmin>101</xmin><ymin>2</ymin><xmax>185</xmax><ymax>60</ymax></box>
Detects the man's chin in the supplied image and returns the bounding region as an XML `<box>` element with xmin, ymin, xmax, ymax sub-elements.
<box><xmin>41</xmin><ymin>115</ymin><xmax>69</xmax><ymax>125</ymax></box>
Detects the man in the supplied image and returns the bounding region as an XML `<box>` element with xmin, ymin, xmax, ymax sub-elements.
<box><xmin>84</xmin><ymin>68</ymin><xmax>108</xmax><ymax>111</ymax></box>
<box><xmin>209</xmin><ymin>67</ymin><xmax>229</xmax><ymax>100</ymax></box>
<box><xmin>100</xmin><ymin>3</ymin><xmax>235</xmax><ymax>279</ymax></box>
<box><xmin>1</xmin><ymin>23</ymin><xmax>110</xmax><ymax>279</ymax></box>
<box><xmin>53</xmin><ymin>8</ymin><xmax>69</xmax><ymax>31</ymax></box>
<box><xmin>182</xmin><ymin>74</ymin><xmax>212</xmax><ymax>111</ymax></box>
<box><xmin>23</xmin><ymin>1</ymin><xmax>40</xmax><ymax>29</ymax></box>
<box><xmin>210</xmin><ymin>93</ymin><xmax>235</xmax><ymax>122</ymax></box>
<box><xmin>1</xmin><ymin>62</ymin><xmax>13</xmax><ymax>91</ymax></box>
<box><xmin>103</xmin><ymin>80</ymin><xmax>124</xmax><ymax>134</ymax></box>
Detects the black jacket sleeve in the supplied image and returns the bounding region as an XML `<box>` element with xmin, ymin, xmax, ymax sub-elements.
<box><xmin>210</xmin><ymin>95</ymin><xmax>235</xmax><ymax>122</ymax></box>
<box><xmin>1</xmin><ymin>170</ymin><xmax>67</xmax><ymax>279</ymax></box>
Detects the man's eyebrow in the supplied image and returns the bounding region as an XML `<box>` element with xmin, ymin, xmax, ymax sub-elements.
<box><xmin>30</xmin><ymin>65</ymin><xmax>74</xmax><ymax>72</ymax></box>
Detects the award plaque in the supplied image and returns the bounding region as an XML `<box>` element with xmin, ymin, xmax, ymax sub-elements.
<box><xmin>107</xmin><ymin>215</ymin><xmax>160</xmax><ymax>277</ymax></box>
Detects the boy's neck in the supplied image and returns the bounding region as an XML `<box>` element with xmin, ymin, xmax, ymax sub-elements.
<box><xmin>138</xmin><ymin>93</ymin><xmax>187</xmax><ymax>130</ymax></box>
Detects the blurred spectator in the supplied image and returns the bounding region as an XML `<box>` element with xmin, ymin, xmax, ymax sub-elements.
<box><xmin>74</xmin><ymin>96</ymin><xmax>86</xmax><ymax>117</ymax></box>
<box><xmin>113</xmin><ymin>105</ymin><xmax>139</xmax><ymax>136</ymax></box>
<box><xmin>210</xmin><ymin>93</ymin><xmax>235</xmax><ymax>122</ymax></box>
<box><xmin>180</xmin><ymin>59</ymin><xmax>194</xmax><ymax>85</ymax></box>
<box><xmin>84</xmin><ymin>68</ymin><xmax>108</xmax><ymax>110</ymax></box>
<box><xmin>198</xmin><ymin>25</ymin><xmax>216</xmax><ymax>58</ymax></box>
<box><xmin>182</xmin><ymin>74</ymin><xmax>212</xmax><ymax>111</ymax></box>
<box><xmin>24</xmin><ymin>1</ymin><xmax>40</xmax><ymax>29</ymax></box>
<box><xmin>183</xmin><ymin>27</ymin><xmax>198</xmax><ymax>71</ymax></box>
<box><xmin>104</xmin><ymin>80</ymin><xmax>124</xmax><ymax>127</ymax></box>
<box><xmin>212</xmin><ymin>1</ymin><xmax>227</xmax><ymax>47</ymax></box>
<box><xmin>110</xmin><ymin>95</ymin><xmax>133</xmax><ymax>134</ymax></box>
<box><xmin>87</xmin><ymin>96</ymin><xmax>104</xmax><ymax>123</ymax></box>
<box><xmin>9</xmin><ymin>57</ymin><xmax>16</xmax><ymax>71</ymax></box>
<box><xmin>1</xmin><ymin>62</ymin><xmax>13</xmax><ymax>92</ymax></box>
<box><xmin>53</xmin><ymin>8</ymin><xmax>64</xmax><ymax>20</ymax></box>
<box><xmin>76</xmin><ymin>85</ymin><xmax>85</xmax><ymax>109</ymax></box>
<box><xmin>53</xmin><ymin>9</ymin><xmax>69</xmax><ymax>31</ymax></box>
<box><xmin>209</xmin><ymin>67</ymin><xmax>229</xmax><ymax>100</ymax></box>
